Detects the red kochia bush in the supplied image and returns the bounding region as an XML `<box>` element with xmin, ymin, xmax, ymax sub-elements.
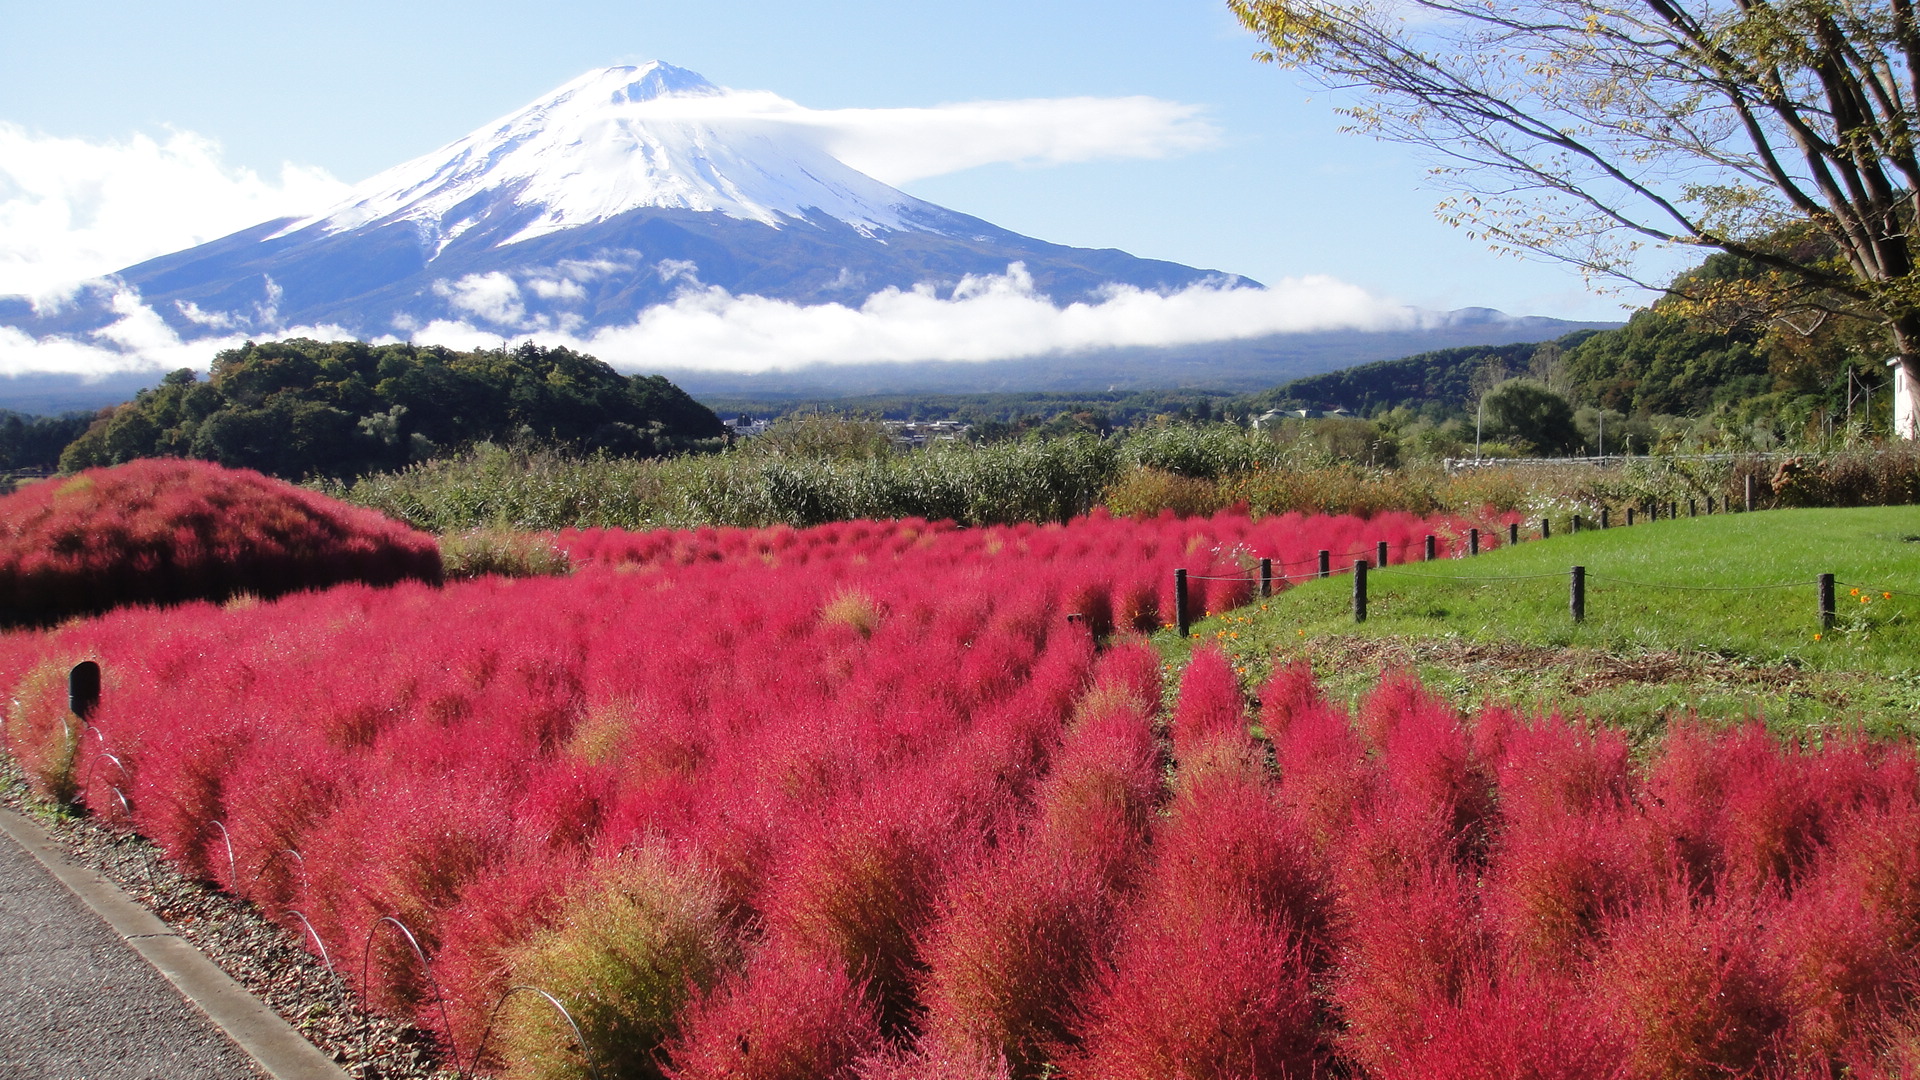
<box><xmin>12</xmin><ymin>510</ymin><xmax>1920</xmax><ymax>1080</ymax></box>
<box><xmin>0</xmin><ymin>458</ymin><xmax>440</xmax><ymax>625</ymax></box>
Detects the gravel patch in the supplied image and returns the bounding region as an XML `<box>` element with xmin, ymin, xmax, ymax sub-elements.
<box><xmin>0</xmin><ymin>761</ymin><xmax>456</xmax><ymax>1080</ymax></box>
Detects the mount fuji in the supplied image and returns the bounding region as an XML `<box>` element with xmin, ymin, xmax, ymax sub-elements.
<box><xmin>0</xmin><ymin>62</ymin><xmax>1614</xmax><ymax>400</ymax></box>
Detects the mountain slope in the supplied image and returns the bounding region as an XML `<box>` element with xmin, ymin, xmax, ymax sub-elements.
<box><xmin>10</xmin><ymin>62</ymin><xmax>1244</xmax><ymax>344</ymax></box>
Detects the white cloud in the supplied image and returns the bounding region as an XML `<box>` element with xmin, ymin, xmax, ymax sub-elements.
<box><xmin>0</xmin><ymin>123</ymin><xmax>348</xmax><ymax>301</ymax></box>
<box><xmin>432</xmin><ymin>271</ymin><xmax>526</xmax><ymax>325</ymax></box>
<box><xmin>409</xmin><ymin>265</ymin><xmax>1421</xmax><ymax>373</ymax></box>
<box><xmin>617</xmin><ymin>89</ymin><xmax>1220</xmax><ymax>184</ymax></box>
<box><xmin>0</xmin><ymin>267</ymin><xmax>1425</xmax><ymax>379</ymax></box>
<box><xmin>0</xmin><ymin>282</ymin><xmax>357</xmax><ymax>379</ymax></box>
<box><xmin>569</xmin><ymin>266</ymin><xmax>1420</xmax><ymax>372</ymax></box>
<box><xmin>527</xmin><ymin>277</ymin><xmax>587</xmax><ymax>301</ymax></box>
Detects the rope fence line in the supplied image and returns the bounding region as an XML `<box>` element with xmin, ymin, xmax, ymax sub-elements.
<box><xmin>1585</xmin><ymin>574</ymin><xmax>1818</xmax><ymax>592</ymax></box>
<box><xmin>1372</xmin><ymin>569</ymin><xmax>1570</xmax><ymax>583</ymax></box>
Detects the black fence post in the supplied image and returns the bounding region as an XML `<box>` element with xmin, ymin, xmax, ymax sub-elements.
<box><xmin>1819</xmin><ymin>573</ymin><xmax>1835</xmax><ymax>632</ymax></box>
<box><xmin>1424</xmin><ymin>534</ymin><xmax>1436</xmax><ymax>561</ymax></box>
<box><xmin>1353</xmin><ymin>560</ymin><xmax>1368</xmax><ymax>622</ymax></box>
<box><xmin>1745</xmin><ymin>475</ymin><xmax>1756</xmax><ymax>512</ymax></box>
<box><xmin>1468</xmin><ymin>528</ymin><xmax>1480</xmax><ymax>556</ymax></box>
<box><xmin>1572</xmin><ymin>514</ymin><xmax>1582</xmax><ymax>534</ymax></box>
<box><xmin>1377</xmin><ymin>540</ymin><xmax>1390</xmax><ymax>567</ymax></box>
<box><xmin>1600</xmin><ymin>508</ymin><xmax>1610</xmax><ymax>529</ymax></box>
<box><xmin>1626</xmin><ymin>507</ymin><xmax>1636</xmax><ymax>526</ymax></box>
<box><xmin>1260</xmin><ymin>558</ymin><xmax>1273</xmax><ymax>598</ymax></box>
<box><xmin>69</xmin><ymin>661</ymin><xmax>101</xmax><ymax>721</ymax></box>
<box><xmin>1540</xmin><ymin>517</ymin><xmax>1551</xmax><ymax>540</ymax></box>
<box><xmin>1571</xmin><ymin>566</ymin><xmax>1586</xmax><ymax>623</ymax></box>
<box><xmin>1508</xmin><ymin>522</ymin><xmax>1520</xmax><ymax>546</ymax></box>
<box><xmin>1317</xmin><ymin>550</ymin><xmax>1330</xmax><ymax>578</ymax></box>
<box><xmin>1706</xmin><ymin>496</ymin><xmax>1716</xmax><ymax>515</ymax></box>
<box><xmin>1689</xmin><ymin>498</ymin><xmax>1697</xmax><ymax>517</ymax></box>
<box><xmin>1174</xmin><ymin>568</ymin><xmax>1190</xmax><ymax>638</ymax></box>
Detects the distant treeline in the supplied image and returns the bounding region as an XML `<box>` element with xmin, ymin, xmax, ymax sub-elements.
<box><xmin>1</xmin><ymin>410</ymin><xmax>94</xmax><ymax>472</ymax></box>
<box><xmin>57</xmin><ymin>339</ymin><xmax>727</xmax><ymax>480</ymax></box>
<box><xmin>700</xmin><ymin>387</ymin><xmax>1251</xmax><ymax>438</ymax></box>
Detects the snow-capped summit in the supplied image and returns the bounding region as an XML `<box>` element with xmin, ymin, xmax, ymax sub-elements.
<box><xmin>277</xmin><ymin>61</ymin><xmax>933</xmax><ymax>252</ymax></box>
<box><xmin>5</xmin><ymin>62</ymin><xmax>1287</xmax><ymax>355</ymax></box>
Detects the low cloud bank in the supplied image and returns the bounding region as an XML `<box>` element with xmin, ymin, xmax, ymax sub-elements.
<box><xmin>0</xmin><ymin>267</ymin><xmax>1430</xmax><ymax>379</ymax></box>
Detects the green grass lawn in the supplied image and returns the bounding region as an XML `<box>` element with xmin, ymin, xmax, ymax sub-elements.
<box><xmin>1156</xmin><ymin>505</ymin><xmax>1920</xmax><ymax>742</ymax></box>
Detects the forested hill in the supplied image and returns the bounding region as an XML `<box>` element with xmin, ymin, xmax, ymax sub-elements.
<box><xmin>57</xmin><ymin>339</ymin><xmax>727</xmax><ymax>480</ymax></box>
<box><xmin>1253</xmin><ymin>335</ymin><xmax>1598</xmax><ymax>415</ymax></box>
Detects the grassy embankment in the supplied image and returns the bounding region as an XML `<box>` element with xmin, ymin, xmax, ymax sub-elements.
<box><xmin>1160</xmin><ymin>504</ymin><xmax>1920</xmax><ymax>741</ymax></box>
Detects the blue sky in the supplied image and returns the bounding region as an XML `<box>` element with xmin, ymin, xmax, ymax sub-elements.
<box><xmin>0</xmin><ymin>0</ymin><xmax>1658</xmax><ymax>325</ymax></box>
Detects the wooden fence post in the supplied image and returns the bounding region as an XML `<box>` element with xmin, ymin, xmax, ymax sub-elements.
<box><xmin>1540</xmin><ymin>517</ymin><xmax>1551</xmax><ymax>540</ymax></box>
<box><xmin>1508</xmin><ymin>522</ymin><xmax>1520</xmax><ymax>546</ymax></box>
<box><xmin>1571</xmin><ymin>566</ymin><xmax>1585</xmax><ymax>623</ymax></box>
<box><xmin>1353</xmin><ymin>560</ymin><xmax>1368</xmax><ymax>623</ymax></box>
<box><xmin>1424</xmin><ymin>534</ymin><xmax>1436</xmax><ymax>561</ymax></box>
<box><xmin>1819</xmin><ymin>573</ymin><xmax>1835</xmax><ymax>632</ymax></box>
<box><xmin>1469</xmin><ymin>528</ymin><xmax>1480</xmax><ymax>556</ymax></box>
<box><xmin>1318</xmin><ymin>550</ymin><xmax>1330</xmax><ymax>578</ymax></box>
<box><xmin>1626</xmin><ymin>507</ymin><xmax>1636</xmax><ymax>526</ymax></box>
<box><xmin>1377</xmin><ymin>541</ymin><xmax>1389</xmax><ymax>567</ymax></box>
<box><xmin>1572</xmin><ymin>514</ymin><xmax>1582</xmax><ymax>534</ymax></box>
<box><xmin>1260</xmin><ymin>558</ymin><xmax>1273</xmax><ymax>598</ymax></box>
<box><xmin>1174</xmin><ymin>569</ymin><xmax>1190</xmax><ymax>638</ymax></box>
<box><xmin>1600</xmin><ymin>508</ymin><xmax>1610</xmax><ymax>529</ymax></box>
<box><xmin>1689</xmin><ymin>498</ymin><xmax>1697</xmax><ymax>517</ymax></box>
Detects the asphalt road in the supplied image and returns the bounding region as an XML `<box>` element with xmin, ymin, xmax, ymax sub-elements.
<box><xmin>0</xmin><ymin>820</ymin><xmax>265</xmax><ymax>1080</ymax></box>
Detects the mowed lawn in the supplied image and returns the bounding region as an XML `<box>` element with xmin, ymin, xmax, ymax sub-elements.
<box><xmin>1166</xmin><ymin>505</ymin><xmax>1920</xmax><ymax>741</ymax></box>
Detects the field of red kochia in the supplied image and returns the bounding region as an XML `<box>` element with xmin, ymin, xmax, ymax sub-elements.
<box><xmin>2</xmin><ymin>506</ymin><xmax>1914</xmax><ymax>1080</ymax></box>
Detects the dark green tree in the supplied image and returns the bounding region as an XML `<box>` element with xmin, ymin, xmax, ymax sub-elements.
<box><xmin>54</xmin><ymin>339</ymin><xmax>726</xmax><ymax>479</ymax></box>
<box><xmin>1482</xmin><ymin>379</ymin><xmax>1580</xmax><ymax>455</ymax></box>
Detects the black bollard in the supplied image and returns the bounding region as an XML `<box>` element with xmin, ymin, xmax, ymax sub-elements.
<box><xmin>69</xmin><ymin>661</ymin><xmax>101</xmax><ymax>721</ymax></box>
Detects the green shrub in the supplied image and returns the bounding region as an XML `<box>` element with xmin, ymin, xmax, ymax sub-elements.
<box><xmin>496</xmin><ymin>845</ymin><xmax>739</xmax><ymax>1080</ymax></box>
<box><xmin>439</xmin><ymin>530</ymin><xmax>574</xmax><ymax>579</ymax></box>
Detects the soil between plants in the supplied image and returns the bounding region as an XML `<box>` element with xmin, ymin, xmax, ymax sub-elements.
<box><xmin>0</xmin><ymin>759</ymin><xmax>453</xmax><ymax>1080</ymax></box>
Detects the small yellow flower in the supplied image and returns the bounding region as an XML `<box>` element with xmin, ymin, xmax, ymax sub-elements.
<box><xmin>1862</xmin><ymin>596</ymin><xmax>1871</xmax><ymax>604</ymax></box>
<box><xmin>1814</xmin><ymin>632</ymin><xmax>1823</xmax><ymax>641</ymax></box>
<box><xmin>1230</xmin><ymin>632</ymin><xmax>1239</xmax><ymax>639</ymax></box>
<box><xmin>1851</xmin><ymin>588</ymin><xmax>1861</xmax><ymax>596</ymax></box>
<box><xmin>1296</xmin><ymin>629</ymin><xmax>1305</xmax><ymax>637</ymax></box>
<box><xmin>1885</xmin><ymin>592</ymin><xmax>1893</xmax><ymax>599</ymax></box>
